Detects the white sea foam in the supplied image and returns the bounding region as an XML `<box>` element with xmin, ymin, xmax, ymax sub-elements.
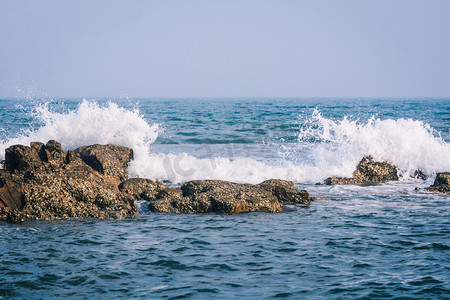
<box><xmin>0</xmin><ymin>99</ymin><xmax>161</xmax><ymax>163</ymax></box>
<box><xmin>1</xmin><ymin>101</ymin><xmax>449</xmax><ymax>184</ymax></box>
<box><xmin>297</xmin><ymin>109</ymin><xmax>450</xmax><ymax>180</ymax></box>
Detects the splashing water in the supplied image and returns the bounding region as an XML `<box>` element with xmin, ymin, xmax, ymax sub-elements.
<box><xmin>0</xmin><ymin>100</ymin><xmax>161</xmax><ymax>165</ymax></box>
<box><xmin>298</xmin><ymin>109</ymin><xmax>450</xmax><ymax>179</ymax></box>
<box><xmin>0</xmin><ymin>100</ymin><xmax>449</xmax><ymax>184</ymax></box>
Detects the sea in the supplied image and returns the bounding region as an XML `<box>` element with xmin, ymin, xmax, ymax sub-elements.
<box><xmin>0</xmin><ymin>98</ymin><xmax>449</xmax><ymax>299</ymax></box>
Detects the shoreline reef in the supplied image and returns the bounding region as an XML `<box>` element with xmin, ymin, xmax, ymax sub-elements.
<box><xmin>0</xmin><ymin>140</ymin><xmax>447</xmax><ymax>223</ymax></box>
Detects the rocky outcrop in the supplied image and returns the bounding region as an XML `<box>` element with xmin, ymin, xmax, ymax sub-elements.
<box><xmin>0</xmin><ymin>140</ymin><xmax>313</xmax><ymax>222</ymax></box>
<box><xmin>148</xmin><ymin>179</ymin><xmax>310</xmax><ymax>214</ymax></box>
<box><xmin>425</xmin><ymin>172</ymin><xmax>450</xmax><ymax>194</ymax></box>
<box><xmin>119</xmin><ymin>178</ymin><xmax>167</xmax><ymax>201</ymax></box>
<box><xmin>0</xmin><ymin>140</ymin><xmax>137</xmax><ymax>223</ymax></box>
<box><xmin>257</xmin><ymin>179</ymin><xmax>310</xmax><ymax>204</ymax></box>
<box><xmin>323</xmin><ymin>156</ymin><xmax>399</xmax><ymax>185</ymax></box>
<box><xmin>74</xmin><ymin>144</ymin><xmax>133</xmax><ymax>183</ymax></box>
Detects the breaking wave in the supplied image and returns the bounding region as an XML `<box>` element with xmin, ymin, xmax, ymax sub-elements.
<box><xmin>0</xmin><ymin>100</ymin><xmax>161</xmax><ymax>165</ymax></box>
<box><xmin>1</xmin><ymin>101</ymin><xmax>449</xmax><ymax>184</ymax></box>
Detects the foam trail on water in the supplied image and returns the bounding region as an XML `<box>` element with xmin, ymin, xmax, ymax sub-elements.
<box><xmin>128</xmin><ymin>152</ymin><xmax>315</xmax><ymax>184</ymax></box>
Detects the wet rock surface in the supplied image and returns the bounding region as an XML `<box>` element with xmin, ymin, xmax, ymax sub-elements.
<box><xmin>119</xmin><ymin>178</ymin><xmax>167</xmax><ymax>201</ymax></box>
<box><xmin>74</xmin><ymin>144</ymin><xmax>133</xmax><ymax>183</ymax></box>
<box><xmin>323</xmin><ymin>156</ymin><xmax>399</xmax><ymax>185</ymax></box>
<box><xmin>148</xmin><ymin>179</ymin><xmax>310</xmax><ymax>214</ymax></box>
<box><xmin>425</xmin><ymin>172</ymin><xmax>450</xmax><ymax>194</ymax></box>
<box><xmin>0</xmin><ymin>140</ymin><xmax>137</xmax><ymax>223</ymax></box>
<box><xmin>0</xmin><ymin>140</ymin><xmax>313</xmax><ymax>222</ymax></box>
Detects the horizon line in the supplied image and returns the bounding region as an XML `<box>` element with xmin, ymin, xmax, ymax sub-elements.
<box><xmin>1</xmin><ymin>96</ymin><xmax>449</xmax><ymax>100</ymax></box>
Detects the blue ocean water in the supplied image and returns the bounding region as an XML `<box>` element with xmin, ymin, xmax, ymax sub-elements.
<box><xmin>0</xmin><ymin>98</ymin><xmax>449</xmax><ymax>299</ymax></box>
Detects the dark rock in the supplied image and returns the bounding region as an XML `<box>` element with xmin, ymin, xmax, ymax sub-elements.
<box><xmin>155</xmin><ymin>180</ymin><xmax>282</xmax><ymax>214</ymax></box>
<box><xmin>149</xmin><ymin>188</ymin><xmax>200</xmax><ymax>213</ymax></box>
<box><xmin>119</xmin><ymin>178</ymin><xmax>167</xmax><ymax>201</ymax></box>
<box><xmin>74</xmin><ymin>144</ymin><xmax>133</xmax><ymax>183</ymax></box>
<box><xmin>353</xmin><ymin>156</ymin><xmax>399</xmax><ymax>182</ymax></box>
<box><xmin>0</xmin><ymin>140</ymin><xmax>313</xmax><ymax>221</ymax></box>
<box><xmin>41</xmin><ymin>140</ymin><xmax>67</xmax><ymax>168</ymax></box>
<box><xmin>413</xmin><ymin>169</ymin><xmax>428</xmax><ymax>180</ymax></box>
<box><xmin>323</xmin><ymin>176</ymin><xmax>358</xmax><ymax>185</ymax></box>
<box><xmin>30</xmin><ymin>141</ymin><xmax>44</xmax><ymax>150</ymax></box>
<box><xmin>150</xmin><ymin>180</ymin><xmax>281</xmax><ymax>214</ymax></box>
<box><xmin>425</xmin><ymin>172</ymin><xmax>450</xmax><ymax>194</ymax></box>
<box><xmin>431</xmin><ymin>172</ymin><xmax>450</xmax><ymax>186</ymax></box>
<box><xmin>0</xmin><ymin>171</ymin><xmax>25</xmax><ymax>210</ymax></box>
<box><xmin>257</xmin><ymin>179</ymin><xmax>311</xmax><ymax>204</ymax></box>
<box><xmin>323</xmin><ymin>156</ymin><xmax>399</xmax><ymax>185</ymax></box>
<box><xmin>0</xmin><ymin>141</ymin><xmax>137</xmax><ymax>223</ymax></box>
<box><xmin>5</xmin><ymin>144</ymin><xmax>43</xmax><ymax>172</ymax></box>
<box><xmin>149</xmin><ymin>179</ymin><xmax>311</xmax><ymax>214</ymax></box>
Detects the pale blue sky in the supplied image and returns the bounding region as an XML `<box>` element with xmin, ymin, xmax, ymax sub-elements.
<box><xmin>0</xmin><ymin>0</ymin><xmax>449</xmax><ymax>98</ymax></box>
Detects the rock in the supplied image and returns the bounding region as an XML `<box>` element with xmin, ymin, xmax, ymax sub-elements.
<box><xmin>425</xmin><ymin>172</ymin><xmax>450</xmax><ymax>194</ymax></box>
<box><xmin>41</xmin><ymin>140</ymin><xmax>67</xmax><ymax>167</ymax></box>
<box><xmin>148</xmin><ymin>179</ymin><xmax>311</xmax><ymax>214</ymax></box>
<box><xmin>0</xmin><ymin>141</ymin><xmax>137</xmax><ymax>223</ymax></box>
<box><xmin>323</xmin><ymin>176</ymin><xmax>359</xmax><ymax>185</ymax></box>
<box><xmin>119</xmin><ymin>178</ymin><xmax>167</xmax><ymax>201</ymax></box>
<box><xmin>323</xmin><ymin>156</ymin><xmax>399</xmax><ymax>185</ymax></box>
<box><xmin>430</xmin><ymin>172</ymin><xmax>450</xmax><ymax>186</ymax></box>
<box><xmin>74</xmin><ymin>144</ymin><xmax>133</xmax><ymax>183</ymax></box>
<box><xmin>413</xmin><ymin>169</ymin><xmax>428</xmax><ymax>180</ymax></box>
<box><xmin>4</xmin><ymin>144</ymin><xmax>43</xmax><ymax>172</ymax></box>
<box><xmin>0</xmin><ymin>140</ymin><xmax>314</xmax><ymax>221</ymax></box>
<box><xmin>353</xmin><ymin>156</ymin><xmax>399</xmax><ymax>182</ymax></box>
<box><xmin>257</xmin><ymin>179</ymin><xmax>311</xmax><ymax>204</ymax></box>
<box><xmin>311</xmin><ymin>196</ymin><xmax>330</xmax><ymax>201</ymax></box>
<box><xmin>0</xmin><ymin>171</ymin><xmax>25</xmax><ymax>209</ymax></box>
<box><xmin>149</xmin><ymin>188</ymin><xmax>201</xmax><ymax>213</ymax></box>
<box><xmin>150</xmin><ymin>180</ymin><xmax>281</xmax><ymax>214</ymax></box>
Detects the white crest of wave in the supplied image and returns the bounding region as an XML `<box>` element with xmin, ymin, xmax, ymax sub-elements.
<box><xmin>298</xmin><ymin>109</ymin><xmax>450</xmax><ymax>179</ymax></box>
<box><xmin>0</xmin><ymin>99</ymin><xmax>160</xmax><ymax>161</ymax></box>
<box><xmin>129</xmin><ymin>109</ymin><xmax>450</xmax><ymax>184</ymax></box>
<box><xmin>1</xmin><ymin>102</ymin><xmax>448</xmax><ymax>184</ymax></box>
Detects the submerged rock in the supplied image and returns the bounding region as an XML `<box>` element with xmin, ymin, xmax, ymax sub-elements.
<box><xmin>148</xmin><ymin>179</ymin><xmax>310</xmax><ymax>214</ymax></box>
<box><xmin>323</xmin><ymin>156</ymin><xmax>399</xmax><ymax>185</ymax></box>
<box><xmin>425</xmin><ymin>172</ymin><xmax>450</xmax><ymax>194</ymax></box>
<box><xmin>0</xmin><ymin>140</ymin><xmax>137</xmax><ymax>223</ymax></box>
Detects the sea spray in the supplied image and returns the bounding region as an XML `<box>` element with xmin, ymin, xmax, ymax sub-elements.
<box><xmin>1</xmin><ymin>100</ymin><xmax>449</xmax><ymax>184</ymax></box>
<box><xmin>298</xmin><ymin>109</ymin><xmax>450</xmax><ymax>178</ymax></box>
<box><xmin>0</xmin><ymin>99</ymin><xmax>161</xmax><ymax>164</ymax></box>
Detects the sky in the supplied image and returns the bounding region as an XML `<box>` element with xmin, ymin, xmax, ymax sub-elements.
<box><xmin>0</xmin><ymin>0</ymin><xmax>449</xmax><ymax>98</ymax></box>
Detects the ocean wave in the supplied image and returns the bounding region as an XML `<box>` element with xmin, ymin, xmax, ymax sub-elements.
<box><xmin>298</xmin><ymin>109</ymin><xmax>450</xmax><ymax>179</ymax></box>
<box><xmin>1</xmin><ymin>100</ymin><xmax>449</xmax><ymax>184</ymax></box>
<box><xmin>0</xmin><ymin>99</ymin><xmax>161</xmax><ymax>165</ymax></box>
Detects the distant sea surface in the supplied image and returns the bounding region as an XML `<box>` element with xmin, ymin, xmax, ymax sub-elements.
<box><xmin>0</xmin><ymin>98</ymin><xmax>449</xmax><ymax>299</ymax></box>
